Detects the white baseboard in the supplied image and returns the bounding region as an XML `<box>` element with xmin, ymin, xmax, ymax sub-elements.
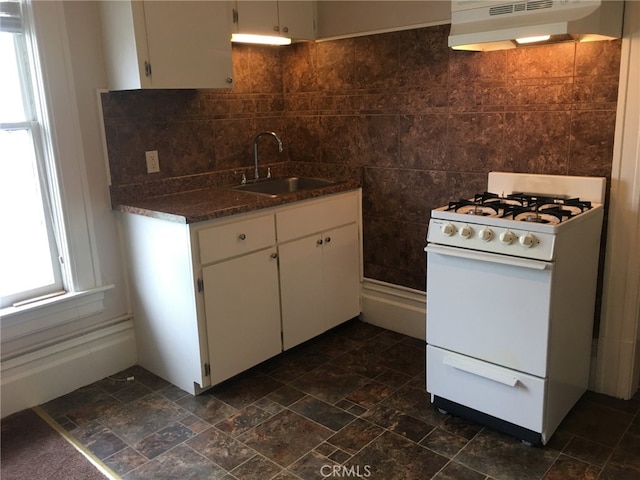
<box><xmin>361</xmin><ymin>278</ymin><xmax>426</xmax><ymax>340</ymax></box>
<box><xmin>1</xmin><ymin>320</ymin><xmax>136</xmax><ymax>418</ymax></box>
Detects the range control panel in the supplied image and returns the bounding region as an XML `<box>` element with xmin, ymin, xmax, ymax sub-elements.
<box><xmin>427</xmin><ymin>219</ymin><xmax>556</xmax><ymax>261</ymax></box>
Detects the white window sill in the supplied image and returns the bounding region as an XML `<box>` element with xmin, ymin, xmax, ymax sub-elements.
<box><xmin>1</xmin><ymin>285</ymin><xmax>114</xmax><ymax>343</ymax></box>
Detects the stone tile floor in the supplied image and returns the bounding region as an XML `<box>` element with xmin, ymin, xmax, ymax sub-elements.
<box><xmin>42</xmin><ymin>320</ymin><xmax>640</xmax><ymax>480</ymax></box>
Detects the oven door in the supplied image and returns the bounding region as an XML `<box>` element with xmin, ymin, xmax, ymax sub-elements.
<box><xmin>426</xmin><ymin>244</ymin><xmax>553</xmax><ymax>377</ymax></box>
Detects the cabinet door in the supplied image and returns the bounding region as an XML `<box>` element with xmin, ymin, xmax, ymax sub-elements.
<box><xmin>142</xmin><ymin>1</ymin><xmax>233</xmax><ymax>89</ymax></box>
<box><xmin>202</xmin><ymin>248</ymin><xmax>281</xmax><ymax>385</ymax></box>
<box><xmin>278</xmin><ymin>1</ymin><xmax>316</xmax><ymax>39</ymax></box>
<box><xmin>279</xmin><ymin>235</ymin><xmax>324</xmax><ymax>350</ymax></box>
<box><xmin>235</xmin><ymin>1</ymin><xmax>279</xmax><ymax>36</ymax></box>
<box><xmin>322</xmin><ymin>223</ymin><xmax>361</xmax><ymax>330</ymax></box>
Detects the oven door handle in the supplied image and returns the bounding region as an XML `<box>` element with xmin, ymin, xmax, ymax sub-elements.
<box><xmin>425</xmin><ymin>244</ymin><xmax>551</xmax><ymax>270</ymax></box>
<box><xmin>443</xmin><ymin>356</ymin><xmax>519</xmax><ymax>387</ymax></box>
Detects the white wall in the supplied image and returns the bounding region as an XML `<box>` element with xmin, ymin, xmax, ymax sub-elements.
<box><xmin>1</xmin><ymin>1</ymin><xmax>135</xmax><ymax>418</ymax></box>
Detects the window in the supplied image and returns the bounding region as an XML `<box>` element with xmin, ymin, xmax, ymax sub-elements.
<box><xmin>1</xmin><ymin>0</ymin><xmax>66</xmax><ymax>308</ymax></box>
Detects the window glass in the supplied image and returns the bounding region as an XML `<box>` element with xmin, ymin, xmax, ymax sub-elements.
<box><xmin>0</xmin><ymin>1</ymin><xmax>64</xmax><ymax>307</ymax></box>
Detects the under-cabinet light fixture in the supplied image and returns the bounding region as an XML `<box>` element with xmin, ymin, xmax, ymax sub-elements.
<box><xmin>515</xmin><ymin>35</ymin><xmax>551</xmax><ymax>45</ymax></box>
<box><xmin>231</xmin><ymin>33</ymin><xmax>291</xmax><ymax>46</ymax></box>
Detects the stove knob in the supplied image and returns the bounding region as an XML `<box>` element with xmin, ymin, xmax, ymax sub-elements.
<box><xmin>442</xmin><ymin>223</ymin><xmax>456</xmax><ymax>236</ymax></box>
<box><xmin>459</xmin><ymin>225</ymin><xmax>473</xmax><ymax>239</ymax></box>
<box><xmin>479</xmin><ymin>228</ymin><xmax>493</xmax><ymax>242</ymax></box>
<box><xmin>499</xmin><ymin>230</ymin><xmax>515</xmax><ymax>245</ymax></box>
<box><xmin>519</xmin><ymin>233</ymin><xmax>537</xmax><ymax>248</ymax></box>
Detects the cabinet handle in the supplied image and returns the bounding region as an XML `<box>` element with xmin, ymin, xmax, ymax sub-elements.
<box><xmin>226</xmin><ymin>77</ymin><xmax>233</xmax><ymax>84</ymax></box>
<box><xmin>317</xmin><ymin>239</ymin><xmax>323</xmax><ymax>245</ymax></box>
<box><xmin>238</xmin><ymin>233</ymin><xmax>246</xmax><ymax>240</ymax></box>
<box><xmin>273</xmin><ymin>25</ymin><xmax>279</xmax><ymax>32</ymax></box>
<box><xmin>282</xmin><ymin>26</ymin><xmax>289</xmax><ymax>33</ymax></box>
<box><xmin>270</xmin><ymin>252</ymin><xmax>278</xmax><ymax>259</ymax></box>
<box><xmin>325</xmin><ymin>237</ymin><xmax>331</xmax><ymax>243</ymax></box>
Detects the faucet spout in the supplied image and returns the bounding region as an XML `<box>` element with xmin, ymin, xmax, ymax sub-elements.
<box><xmin>253</xmin><ymin>131</ymin><xmax>283</xmax><ymax>180</ymax></box>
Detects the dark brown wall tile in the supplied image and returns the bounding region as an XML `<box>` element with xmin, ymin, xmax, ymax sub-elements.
<box><xmin>103</xmin><ymin>26</ymin><xmax>621</xmax><ymax>292</ymax></box>
<box><xmin>569</xmin><ymin>110</ymin><xmax>617</xmax><ymax>177</ymax></box>
<box><xmin>504</xmin><ymin>111</ymin><xmax>571</xmax><ymax>174</ymax></box>
<box><xmin>507</xmin><ymin>42</ymin><xmax>575</xmax><ymax>79</ymax></box>
<box><xmin>357</xmin><ymin>115</ymin><xmax>399</xmax><ymax>167</ymax></box>
<box><xmin>355</xmin><ymin>32</ymin><xmax>400</xmax><ymax>90</ymax></box>
<box><xmin>317</xmin><ymin>38</ymin><xmax>356</xmax><ymax>91</ymax></box>
<box><xmin>445</xmin><ymin>113</ymin><xmax>507</xmax><ymax>172</ymax></box>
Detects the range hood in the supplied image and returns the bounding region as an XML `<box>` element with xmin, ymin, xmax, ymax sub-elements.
<box><xmin>449</xmin><ymin>0</ymin><xmax>624</xmax><ymax>51</ymax></box>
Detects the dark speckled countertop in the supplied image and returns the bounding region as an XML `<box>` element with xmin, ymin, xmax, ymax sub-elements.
<box><xmin>112</xmin><ymin>166</ymin><xmax>362</xmax><ymax>224</ymax></box>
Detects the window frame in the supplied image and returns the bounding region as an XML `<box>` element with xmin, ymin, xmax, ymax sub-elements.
<box><xmin>1</xmin><ymin>0</ymin><xmax>105</xmax><ymax>321</ymax></box>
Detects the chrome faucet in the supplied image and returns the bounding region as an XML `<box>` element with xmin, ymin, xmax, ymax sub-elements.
<box><xmin>253</xmin><ymin>131</ymin><xmax>283</xmax><ymax>180</ymax></box>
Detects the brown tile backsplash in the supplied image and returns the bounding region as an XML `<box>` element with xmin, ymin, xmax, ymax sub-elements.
<box><xmin>102</xmin><ymin>25</ymin><xmax>622</xmax><ymax>291</ymax></box>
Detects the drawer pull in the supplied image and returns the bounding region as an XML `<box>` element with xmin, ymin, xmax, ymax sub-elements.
<box><xmin>443</xmin><ymin>356</ymin><xmax>519</xmax><ymax>387</ymax></box>
<box><xmin>238</xmin><ymin>233</ymin><xmax>246</xmax><ymax>240</ymax></box>
<box><xmin>271</xmin><ymin>252</ymin><xmax>278</xmax><ymax>259</ymax></box>
<box><xmin>325</xmin><ymin>237</ymin><xmax>331</xmax><ymax>243</ymax></box>
<box><xmin>317</xmin><ymin>239</ymin><xmax>323</xmax><ymax>245</ymax></box>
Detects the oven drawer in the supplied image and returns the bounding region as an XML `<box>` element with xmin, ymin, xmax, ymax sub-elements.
<box><xmin>427</xmin><ymin>346</ymin><xmax>546</xmax><ymax>432</ymax></box>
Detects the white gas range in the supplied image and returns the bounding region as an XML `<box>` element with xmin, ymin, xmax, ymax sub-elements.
<box><xmin>425</xmin><ymin>172</ymin><xmax>606</xmax><ymax>445</ymax></box>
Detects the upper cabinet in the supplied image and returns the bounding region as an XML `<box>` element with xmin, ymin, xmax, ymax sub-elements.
<box><xmin>233</xmin><ymin>1</ymin><xmax>316</xmax><ymax>41</ymax></box>
<box><xmin>100</xmin><ymin>1</ymin><xmax>234</xmax><ymax>90</ymax></box>
<box><xmin>315</xmin><ymin>1</ymin><xmax>450</xmax><ymax>40</ymax></box>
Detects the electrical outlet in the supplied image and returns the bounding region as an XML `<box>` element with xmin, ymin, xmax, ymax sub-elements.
<box><xmin>145</xmin><ymin>150</ymin><xmax>160</xmax><ymax>173</ymax></box>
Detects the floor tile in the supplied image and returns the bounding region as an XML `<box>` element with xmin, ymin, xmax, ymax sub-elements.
<box><xmin>100</xmin><ymin>393</ymin><xmax>188</xmax><ymax>444</ymax></box>
<box><xmin>187</xmin><ymin>427</ymin><xmax>256</xmax><ymax>471</ymax></box>
<box><xmin>291</xmin><ymin>364</ymin><xmax>370</xmax><ymax>404</ymax></box>
<box><xmin>122</xmin><ymin>443</ymin><xmax>226</xmax><ymax>480</ymax></box>
<box><xmin>30</xmin><ymin>319</ymin><xmax>640</xmax><ymax>480</ymax></box>
<box><xmin>240</xmin><ymin>410</ymin><xmax>332</xmax><ymax>467</ymax></box>
<box><xmin>71</xmin><ymin>419</ymin><xmax>128</xmax><ymax>460</ymax></box>
<box><xmin>103</xmin><ymin>446</ymin><xmax>148</xmax><ymax>476</ymax></box>
<box><xmin>455</xmin><ymin>429</ymin><xmax>559</xmax><ymax>480</ymax></box>
<box><xmin>327</xmin><ymin>418</ymin><xmax>384</xmax><ymax>455</ymax></box>
<box><xmin>542</xmin><ymin>454</ymin><xmax>600</xmax><ymax>480</ymax></box>
<box><xmin>560</xmin><ymin>399</ymin><xmax>634</xmax><ymax>447</ymax></box>
<box><xmin>230</xmin><ymin>454</ymin><xmax>282</xmax><ymax>479</ymax></box>
<box><xmin>215</xmin><ymin>405</ymin><xmax>273</xmax><ymax>437</ymax></box>
<box><xmin>363</xmin><ymin>403</ymin><xmax>434</xmax><ymax>442</ymax></box>
<box><xmin>211</xmin><ymin>372</ymin><xmax>284</xmax><ymax>409</ymax></box>
<box><xmin>133</xmin><ymin>422</ymin><xmax>195</xmax><ymax>459</ymax></box>
<box><xmin>176</xmin><ymin>393</ymin><xmax>236</xmax><ymax>425</ymax></box>
<box><xmin>289</xmin><ymin>396</ymin><xmax>356</xmax><ymax>431</ymax></box>
<box><xmin>434</xmin><ymin>461</ymin><xmax>486</xmax><ymax>480</ymax></box>
<box><xmin>288</xmin><ymin>451</ymin><xmax>338</xmax><ymax>480</ymax></box>
<box><xmin>347</xmin><ymin>430</ymin><xmax>448</xmax><ymax>479</ymax></box>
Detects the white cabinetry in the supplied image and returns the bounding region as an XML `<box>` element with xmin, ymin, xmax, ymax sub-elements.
<box><xmin>100</xmin><ymin>1</ymin><xmax>234</xmax><ymax>90</ymax></box>
<box><xmin>277</xmin><ymin>193</ymin><xmax>361</xmax><ymax>349</ymax></box>
<box><xmin>120</xmin><ymin>190</ymin><xmax>361</xmax><ymax>394</ymax></box>
<box><xmin>234</xmin><ymin>1</ymin><xmax>316</xmax><ymax>40</ymax></box>
<box><xmin>198</xmin><ymin>214</ymin><xmax>282</xmax><ymax>385</ymax></box>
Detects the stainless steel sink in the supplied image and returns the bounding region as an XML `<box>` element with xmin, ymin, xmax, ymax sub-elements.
<box><xmin>230</xmin><ymin>176</ymin><xmax>336</xmax><ymax>197</ymax></box>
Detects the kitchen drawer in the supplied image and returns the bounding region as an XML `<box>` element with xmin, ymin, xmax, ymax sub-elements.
<box><xmin>427</xmin><ymin>345</ymin><xmax>546</xmax><ymax>432</ymax></box>
<box><xmin>198</xmin><ymin>214</ymin><xmax>275</xmax><ymax>264</ymax></box>
<box><xmin>277</xmin><ymin>192</ymin><xmax>358</xmax><ymax>242</ymax></box>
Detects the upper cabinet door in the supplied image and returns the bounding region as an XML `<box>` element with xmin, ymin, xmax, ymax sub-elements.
<box><xmin>277</xmin><ymin>1</ymin><xmax>316</xmax><ymax>40</ymax></box>
<box><xmin>234</xmin><ymin>1</ymin><xmax>316</xmax><ymax>40</ymax></box>
<box><xmin>100</xmin><ymin>1</ymin><xmax>234</xmax><ymax>90</ymax></box>
<box><xmin>235</xmin><ymin>1</ymin><xmax>279</xmax><ymax>37</ymax></box>
<box><xmin>144</xmin><ymin>1</ymin><xmax>234</xmax><ymax>89</ymax></box>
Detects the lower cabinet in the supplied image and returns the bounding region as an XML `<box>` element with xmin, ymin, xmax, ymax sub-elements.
<box><xmin>122</xmin><ymin>190</ymin><xmax>361</xmax><ymax>394</ymax></box>
<box><xmin>280</xmin><ymin>222</ymin><xmax>360</xmax><ymax>349</ymax></box>
<box><xmin>202</xmin><ymin>247</ymin><xmax>282</xmax><ymax>385</ymax></box>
